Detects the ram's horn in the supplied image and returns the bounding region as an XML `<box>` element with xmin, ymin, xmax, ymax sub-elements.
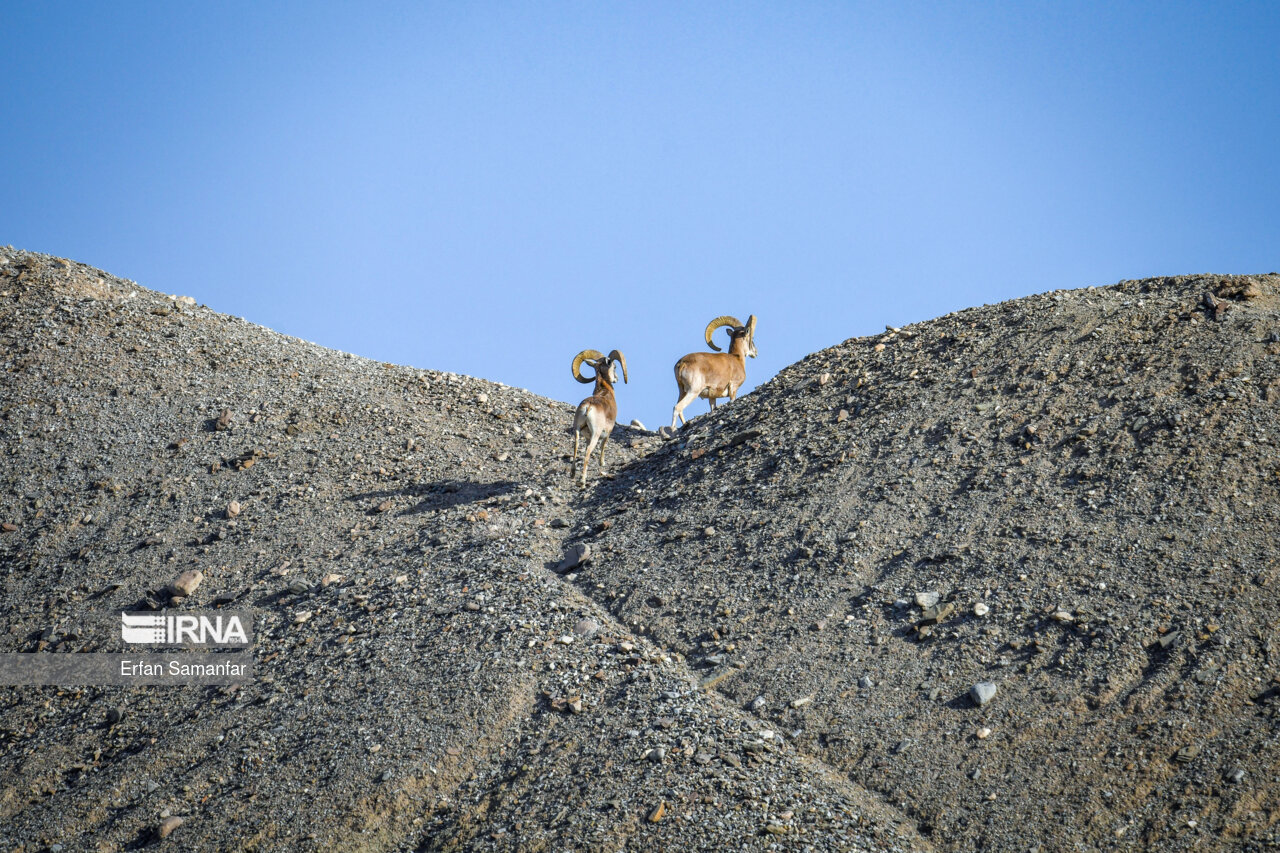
<box><xmin>704</xmin><ymin>316</ymin><xmax>743</xmax><ymax>352</ymax></box>
<box><xmin>572</xmin><ymin>349</ymin><xmax>605</xmax><ymax>383</ymax></box>
<box><xmin>608</xmin><ymin>349</ymin><xmax>628</xmax><ymax>384</ymax></box>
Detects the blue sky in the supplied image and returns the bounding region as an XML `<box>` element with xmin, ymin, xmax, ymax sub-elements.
<box><xmin>4</xmin><ymin>2</ymin><xmax>1278</xmax><ymax>427</ymax></box>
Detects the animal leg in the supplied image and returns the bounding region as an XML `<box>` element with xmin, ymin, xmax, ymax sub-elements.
<box><xmin>598</xmin><ymin>433</ymin><xmax>609</xmax><ymax>474</ymax></box>
<box><xmin>581</xmin><ymin>430</ymin><xmax>600</xmax><ymax>487</ymax></box>
<box><xmin>673</xmin><ymin>389</ymin><xmax>700</xmax><ymax>428</ymax></box>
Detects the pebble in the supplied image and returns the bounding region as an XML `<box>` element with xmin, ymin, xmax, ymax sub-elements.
<box><xmin>157</xmin><ymin>816</ymin><xmax>184</xmax><ymax>839</ymax></box>
<box><xmin>226</xmin><ymin>500</ymin><xmax>241</xmax><ymax>518</ymax></box>
<box><xmin>977</xmin><ymin>727</ymin><xmax>992</xmax><ymax>740</ymax></box>
<box><xmin>974</xmin><ymin>602</ymin><xmax>991</xmax><ymax>617</ymax></box>
<box><xmin>630</xmin><ymin>419</ymin><xmax>646</xmax><ymax>430</ymax></box>
<box><xmin>970</xmin><ymin>682</ymin><xmax>998</xmax><ymax>707</ymax></box>
<box><xmin>648</xmin><ymin>801</ymin><xmax>666</xmax><ymax>822</ymax></box>
<box><xmin>293</xmin><ymin>611</ymin><xmax>313</xmax><ymax>624</ymax></box>
<box><xmin>858</xmin><ymin>676</ymin><xmax>874</xmax><ymax>689</ymax></box>
<box><xmin>170</xmin><ymin>570</ymin><xmax>203</xmax><ymax>597</ymax></box>
<box><xmin>555</xmin><ymin>543</ymin><xmax>591</xmax><ymax>573</ymax></box>
<box><xmin>914</xmin><ymin>591</ymin><xmax>940</xmax><ymax>608</ymax></box>
<box><xmin>749</xmin><ymin>695</ymin><xmax>767</xmax><ymax>712</ymax></box>
<box><xmin>573</xmin><ymin>617</ymin><xmax>600</xmax><ymax>638</ymax></box>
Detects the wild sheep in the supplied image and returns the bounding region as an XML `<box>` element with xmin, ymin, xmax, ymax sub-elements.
<box><xmin>671</xmin><ymin>315</ymin><xmax>756</xmax><ymax>429</ymax></box>
<box><xmin>570</xmin><ymin>348</ymin><xmax>628</xmax><ymax>485</ymax></box>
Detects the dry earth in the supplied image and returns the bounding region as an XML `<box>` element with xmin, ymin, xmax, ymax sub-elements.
<box><xmin>1</xmin><ymin>248</ymin><xmax>1278</xmax><ymax>852</ymax></box>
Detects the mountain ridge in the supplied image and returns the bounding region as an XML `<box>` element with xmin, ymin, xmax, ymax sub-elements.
<box><xmin>1</xmin><ymin>248</ymin><xmax>1278</xmax><ymax>850</ymax></box>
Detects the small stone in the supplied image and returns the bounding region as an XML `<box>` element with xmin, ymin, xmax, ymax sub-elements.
<box><xmin>973</xmin><ymin>602</ymin><xmax>991</xmax><ymax>617</ymax></box>
<box><xmin>647</xmin><ymin>746</ymin><xmax>666</xmax><ymax>762</ymax></box>
<box><xmin>376</xmin><ymin>500</ymin><xmax>393</xmax><ymax>513</ymax></box>
<box><xmin>1228</xmin><ymin>767</ymin><xmax>1246</xmax><ymax>783</ymax></box>
<box><xmin>837</xmin><ymin>409</ymin><xmax>849</xmax><ymax>422</ymax></box>
<box><xmin>818</xmin><ymin>372</ymin><xmax>831</xmax><ymax>385</ymax></box>
<box><xmin>226</xmin><ymin>500</ymin><xmax>241</xmax><ymax>519</ymax></box>
<box><xmin>476</xmin><ymin>393</ymin><xmax>489</xmax><ymax>404</ymax></box>
<box><xmin>858</xmin><ymin>676</ymin><xmax>874</xmax><ymax>689</ymax></box>
<box><xmin>320</xmin><ymin>573</ymin><xmax>343</xmax><ymax>587</ymax></box>
<box><xmin>918</xmin><ymin>602</ymin><xmax>956</xmax><ymax>626</ymax></box>
<box><xmin>1</xmin><ymin>522</ymin><xmax>18</xmax><ymax>533</ymax></box>
<box><xmin>970</xmin><ymin>682</ymin><xmax>997</xmax><ymax>707</ymax></box>
<box><xmin>977</xmin><ymin>727</ymin><xmax>992</xmax><ymax>740</ymax></box>
<box><xmin>157</xmin><ymin>816</ymin><xmax>184</xmax><ymax>839</ymax></box>
<box><xmin>555</xmin><ymin>543</ymin><xmax>592</xmax><ymax>573</ymax></box>
<box><xmin>573</xmin><ymin>617</ymin><xmax>600</xmax><ymax>638</ymax></box>
<box><xmin>658</xmin><ymin>426</ymin><xmax>677</xmax><ymax>440</ymax></box>
<box><xmin>106</xmin><ymin>707</ymin><xmax>124</xmax><ymax>726</ymax></box>
<box><xmin>293</xmin><ymin>610</ymin><xmax>313</xmax><ymax>624</ymax></box>
<box><xmin>790</xmin><ymin>695</ymin><xmax>813</xmax><ymax>709</ymax></box>
<box><xmin>630</xmin><ymin>419</ymin><xmax>646</xmax><ymax>431</ymax></box>
<box><xmin>914</xmin><ymin>591</ymin><xmax>940</xmax><ymax>609</ymax></box>
<box><xmin>287</xmin><ymin>579</ymin><xmax>310</xmax><ymax>595</ymax></box>
<box><xmin>703</xmin><ymin>526</ymin><xmax>716</xmax><ymax>537</ymax></box>
<box><xmin>648</xmin><ymin>801</ymin><xmax>666</xmax><ymax>822</ymax></box>
<box><xmin>214</xmin><ymin>409</ymin><xmax>233</xmax><ymax>431</ymax></box>
<box><xmin>749</xmin><ymin>695</ymin><xmax>767</xmax><ymax>712</ymax></box>
<box><xmin>557</xmin><ymin>634</ymin><xmax>574</xmax><ymax>645</ymax></box>
<box><xmin>170</xmin><ymin>570</ymin><xmax>203</xmax><ymax>597</ymax></box>
<box><xmin>1051</xmin><ymin>610</ymin><xmax>1074</xmax><ymax>623</ymax></box>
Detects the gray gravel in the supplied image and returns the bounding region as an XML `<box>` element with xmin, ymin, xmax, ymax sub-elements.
<box><xmin>3</xmin><ymin>250</ymin><xmax>1278</xmax><ymax>850</ymax></box>
<box><xmin>0</xmin><ymin>250</ymin><xmax>924</xmax><ymax>851</ymax></box>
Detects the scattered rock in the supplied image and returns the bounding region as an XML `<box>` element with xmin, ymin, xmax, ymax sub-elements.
<box><xmin>555</xmin><ymin>543</ymin><xmax>591</xmax><ymax>573</ymax></box>
<box><xmin>226</xmin><ymin>500</ymin><xmax>241</xmax><ymax>518</ymax></box>
<box><xmin>914</xmin><ymin>591</ymin><xmax>940</xmax><ymax>609</ymax></box>
<box><xmin>970</xmin><ymin>682</ymin><xmax>998</xmax><ymax>707</ymax></box>
<box><xmin>156</xmin><ymin>816</ymin><xmax>184</xmax><ymax>839</ymax></box>
<box><xmin>169</xmin><ymin>570</ymin><xmax>203</xmax><ymax>597</ymax></box>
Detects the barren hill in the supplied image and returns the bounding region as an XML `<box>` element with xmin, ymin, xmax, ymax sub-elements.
<box><xmin>1</xmin><ymin>248</ymin><xmax>1277</xmax><ymax>851</ymax></box>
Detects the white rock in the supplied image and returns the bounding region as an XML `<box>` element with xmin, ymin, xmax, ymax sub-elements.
<box><xmin>915</xmin><ymin>591</ymin><xmax>940</xmax><ymax>608</ymax></box>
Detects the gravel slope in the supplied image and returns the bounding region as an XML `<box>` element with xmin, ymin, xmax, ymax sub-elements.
<box><xmin>0</xmin><ymin>249</ymin><xmax>924</xmax><ymax>852</ymax></box>
<box><xmin>574</xmin><ymin>272</ymin><xmax>1280</xmax><ymax>850</ymax></box>
<box><xmin>3</xmin><ymin>250</ymin><xmax>1278</xmax><ymax>851</ymax></box>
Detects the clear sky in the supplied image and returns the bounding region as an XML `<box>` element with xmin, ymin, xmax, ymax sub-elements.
<box><xmin>4</xmin><ymin>2</ymin><xmax>1278</xmax><ymax>427</ymax></box>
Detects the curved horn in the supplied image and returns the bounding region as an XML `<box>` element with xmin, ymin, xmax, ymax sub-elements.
<box><xmin>746</xmin><ymin>314</ymin><xmax>757</xmax><ymax>339</ymax></box>
<box><xmin>704</xmin><ymin>315</ymin><xmax>743</xmax><ymax>351</ymax></box>
<box><xmin>571</xmin><ymin>349</ymin><xmax>605</xmax><ymax>383</ymax></box>
<box><xmin>608</xmin><ymin>349</ymin><xmax>628</xmax><ymax>384</ymax></box>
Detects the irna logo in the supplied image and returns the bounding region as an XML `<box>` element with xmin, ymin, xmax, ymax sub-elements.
<box><xmin>121</xmin><ymin>612</ymin><xmax>251</xmax><ymax>646</ymax></box>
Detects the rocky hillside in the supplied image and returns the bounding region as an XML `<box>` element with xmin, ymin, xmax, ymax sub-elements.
<box><xmin>0</xmin><ymin>248</ymin><xmax>1277</xmax><ymax>851</ymax></box>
